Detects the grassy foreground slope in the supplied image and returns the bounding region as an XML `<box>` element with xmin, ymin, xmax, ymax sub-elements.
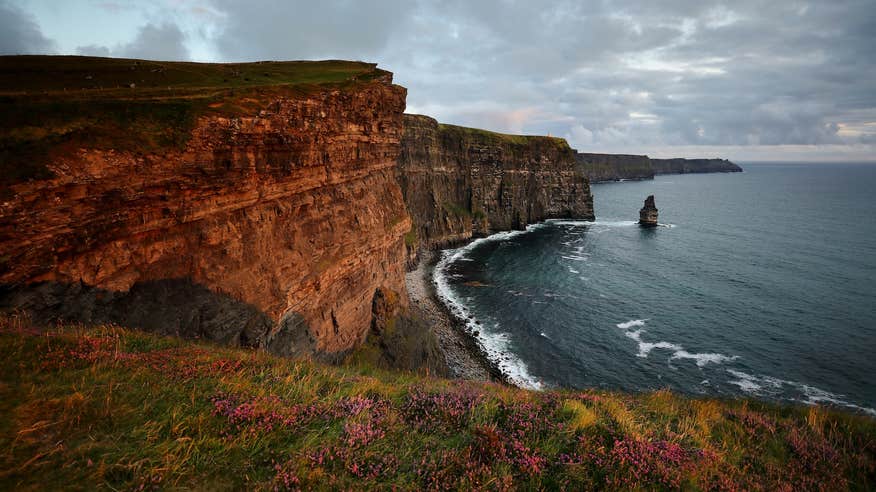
<box><xmin>1</xmin><ymin>317</ymin><xmax>874</xmax><ymax>490</ymax></box>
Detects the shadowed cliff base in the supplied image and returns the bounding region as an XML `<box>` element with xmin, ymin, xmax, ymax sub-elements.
<box><xmin>0</xmin><ymin>278</ymin><xmax>305</xmax><ymax>355</ymax></box>
<box><xmin>346</xmin><ymin>287</ymin><xmax>449</xmax><ymax>377</ymax></box>
<box><xmin>0</xmin><ymin>279</ymin><xmax>448</xmax><ymax>376</ymax></box>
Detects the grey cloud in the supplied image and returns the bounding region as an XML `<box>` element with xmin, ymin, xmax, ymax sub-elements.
<box><xmin>118</xmin><ymin>23</ymin><xmax>189</xmax><ymax>61</ymax></box>
<box><xmin>209</xmin><ymin>0</ymin><xmax>414</xmax><ymax>61</ymax></box>
<box><xmin>76</xmin><ymin>44</ymin><xmax>112</xmax><ymax>57</ymax></box>
<box><xmin>0</xmin><ymin>0</ymin><xmax>56</xmax><ymax>55</ymax></box>
<box><xmin>74</xmin><ymin>22</ymin><xmax>190</xmax><ymax>61</ymax></box>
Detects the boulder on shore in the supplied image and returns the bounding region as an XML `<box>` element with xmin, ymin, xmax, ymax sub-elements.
<box><xmin>639</xmin><ymin>195</ymin><xmax>658</xmax><ymax>227</ymax></box>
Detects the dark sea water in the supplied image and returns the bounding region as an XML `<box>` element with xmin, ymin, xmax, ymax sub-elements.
<box><xmin>435</xmin><ymin>163</ymin><xmax>876</xmax><ymax>415</ymax></box>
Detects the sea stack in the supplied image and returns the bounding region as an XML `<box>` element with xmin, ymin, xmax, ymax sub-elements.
<box><xmin>639</xmin><ymin>195</ymin><xmax>658</xmax><ymax>227</ymax></box>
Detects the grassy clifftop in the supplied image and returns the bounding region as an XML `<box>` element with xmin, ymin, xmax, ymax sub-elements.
<box><xmin>437</xmin><ymin>122</ymin><xmax>572</xmax><ymax>150</ymax></box>
<box><xmin>0</xmin><ymin>56</ymin><xmax>392</xmax><ymax>188</ymax></box>
<box><xmin>0</xmin><ymin>56</ymin><xmax>387</xmax><ymax>94</ymax></box>
<box><xmin>1</xmin><ymin>317</ymin><xmax>873</xmax><ymax>490</ymax></box>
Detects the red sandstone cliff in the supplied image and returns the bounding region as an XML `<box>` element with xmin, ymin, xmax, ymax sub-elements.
<box><xmin>0</xmin><ymin>58</ymin><xmax>410</xmax><ymax>357</ymax></box>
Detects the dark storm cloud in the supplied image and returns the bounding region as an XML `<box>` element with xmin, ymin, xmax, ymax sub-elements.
<box><xmin>77</xmin><ymin>22</ymin><xmax>190</xmax><ymax>61</ymax></box>
<box><xmin>0</xmin><ymin>0</ymin><xmax>56</xmax><ymax>55</ymax></box>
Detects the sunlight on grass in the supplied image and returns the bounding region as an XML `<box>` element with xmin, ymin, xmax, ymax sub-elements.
<box><xmin>562</xmin><ymin>400</ymin><xmax>598</xmax><ymax>431</ymax></box>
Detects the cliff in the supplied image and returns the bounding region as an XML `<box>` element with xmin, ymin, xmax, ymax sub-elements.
<box><xmin>650</xmin><ymin>158</ymin><xmax>743</xmax><ymax>174</ymax></box>
<box><xmin>575</xmin><ymin>152</ymin><xmax>653</xmax><ymax>182</ymax></box>
<box><xmin>398</xmin><ymin>114</ymin><xmax>594</xmax><ymax>257</ymax></box>
<box><xmin>0</xmin><ymin>56</ymin><xmax>418</xmax><ymax>360</ymax></box>
<box><xmin>577</xmin><ymin>154</ymin><xmax>741</xmax><ymax>183</ymax></box>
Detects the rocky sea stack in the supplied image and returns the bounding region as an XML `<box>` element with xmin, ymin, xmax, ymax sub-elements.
<box><xmin>639</xmin><ymin>195</ymin><xmax>659</xmax><ymax>227</ymax></box>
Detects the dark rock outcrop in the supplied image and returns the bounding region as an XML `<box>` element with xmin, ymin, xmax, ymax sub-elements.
<box><xmin>345</xmin><ymin>287</ymin><xmax>449</xmax><ymax>376</ymax></box>
<box><xmin>650</xmin><ymin>158</ymin><xmax>742</xmax><ymax>175</ymax></box>
<box><xmin>639</xmin><ymin>195</ymin><xmax>658</xmax><ymax>227</ymax></box>
<box><xmin>576</xmin><ymin>153</ymin><xmax>653</xmax><ymax>182</ymax></box>
<box><xmin>398</xmin><ymin>114</ymin><xmax>594</xmax><ymax>259</ymax></box>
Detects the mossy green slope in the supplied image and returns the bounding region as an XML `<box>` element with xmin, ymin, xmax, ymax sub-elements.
<box><xmin>1</xmin><ymin>317</ymin><xmax>873</xmax><ymax>490</ymax></box>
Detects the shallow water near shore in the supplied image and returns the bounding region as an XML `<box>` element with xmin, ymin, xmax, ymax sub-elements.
<box><xmin>435</xmin><ymin>162</ymin><xmax>876</xmax><ymax>415</ymax></box>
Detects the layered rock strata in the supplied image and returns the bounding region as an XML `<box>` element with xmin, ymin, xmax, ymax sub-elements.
<box><xmin>398</xmin><ymin>114</ymin><xmax>594</xmax><ymax>258</ymax></box>
<box><xmin>1</xmin><ymin>70</ymin><xmax>412</xmax><ymax>357</ymax></box>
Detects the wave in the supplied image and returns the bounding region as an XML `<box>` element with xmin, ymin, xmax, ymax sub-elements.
<box><xmin>616</xmin><ymin>319</ymin><xmax>737</xmax><ymax>367</ymax></box>
<box><xmin>560</xmin><ymin>255</ymin><xmax>589</xmax><ymax>261</ymax></box>
<box><xmin>549</xmin><ymin>219</ymin><xmax>638</xmax><ymax>227</ymax></box>
<box><xmin>616</xmin><ymin>319</ymin><xmax>648</xmax><ymax>330</ymax></box>
<box><xmin>726</xmin><ymin>370</ymin><xmax>876</xmax><ymax>417</ymax></box>
<box><xmin>671</xmin><ymin>350</ymin><xmax>738</xmax><ymax>367</ymax></box>
<box><xmin>433</xmin><ymin>226</ymin><xmax>546</xmax><ymax>390</ymax></box>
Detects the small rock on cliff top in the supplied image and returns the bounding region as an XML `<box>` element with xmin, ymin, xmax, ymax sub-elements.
<box><xmin>639</xmin><ymin>195</ymin><xmax>658</xmax><ymax>227</ymax></box>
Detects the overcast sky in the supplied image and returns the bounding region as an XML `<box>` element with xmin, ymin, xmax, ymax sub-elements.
<box><xmin>3</xmin><ymin>0</ymin><xmax>875</xmax><ymax>161</ymax></box>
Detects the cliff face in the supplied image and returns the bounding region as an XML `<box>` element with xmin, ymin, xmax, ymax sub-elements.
<box><xmin>0</xmin><ymin>60</ymin><xmax>411</xmax><ymax>357</ymax></box>
<box><xmin>577</xmin><ymin>154</ymin><xmax>741</xmax><ymax>183</ymax></box>
<box><xmin>650</xmin><ymin>158</ymin><xmax>742</xmax><ymax>174</ymax></box>
<box><xmin>575</xmin><ymin>153</ymin><xmax>653</xmax><ymax>182</ymax></box>
<box><xmin>398</xmin><ymin>114</ymin><xmax>594</xmax><ymax>255</ymax></box>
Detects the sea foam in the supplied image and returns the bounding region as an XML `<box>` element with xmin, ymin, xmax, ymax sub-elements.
<box><xmin>616</xmin><ymin>319</ymin><xmax>737</xmax><ymax>367</ymax></box>
<box><xmin>725</xmin><ymin>369</ymin><xmax>876</xmax><ymax>416</ymax></box>
<box><xmin>616</xmin><ymin>319</ymin><xmax>648</xmax><ymax>330</ymax></box>
<box><xmin>433</xmin><ymin>224</ymin><xmax>547</xmax><ymax>390</ymax></box>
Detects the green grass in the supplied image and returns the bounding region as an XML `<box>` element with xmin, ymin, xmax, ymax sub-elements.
<box><xmin>0</xmin><ymin>56</ymin><xmax>390</xmax><ymax>189</ymax></box>
<box><xmin>437</xmin><ymin>122</ymin><xmax>572</xmax><ymax>149</ymax></box>
<box><xmin>404</xmin><ymin>228</ymin><xmax>418</xmax><ymax>249</ymax></box>
<box><xmin>0</xmin><ymin>56</ymin><xmax>386</xmax><ymax>93</ymax></box>
<box><xmin>442</xmin><ymin>201</ymin><xmax>472</xmax><ymax>218</ymax></box>
<box><xmin>1</xmin><ymin>316</ymin><xmax>874</xmax><ymax>490</ymax></box>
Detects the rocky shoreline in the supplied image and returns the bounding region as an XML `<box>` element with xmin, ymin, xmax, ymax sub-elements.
<box><xmin>405</xmin><ymin>250</ymin><xmax>504</xmax><ymax>383</ymax></box>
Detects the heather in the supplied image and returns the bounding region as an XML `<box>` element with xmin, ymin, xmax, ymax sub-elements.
<box><xmin>1</xmin><ymin>317</ymin><xmax>873</xmax><ymax>490</ymax></box>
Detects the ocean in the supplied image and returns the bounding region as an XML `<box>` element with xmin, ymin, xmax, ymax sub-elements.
<box><xmin>434</xmin><ymin>162</ymin><xmax>876</xmax><ymax>415</ymax></box>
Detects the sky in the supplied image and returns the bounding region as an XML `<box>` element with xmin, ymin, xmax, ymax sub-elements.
<box><xmin>2</xmin><ymin>0</ymin><xmax>875</xmax><ymax>162</ymax></box>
